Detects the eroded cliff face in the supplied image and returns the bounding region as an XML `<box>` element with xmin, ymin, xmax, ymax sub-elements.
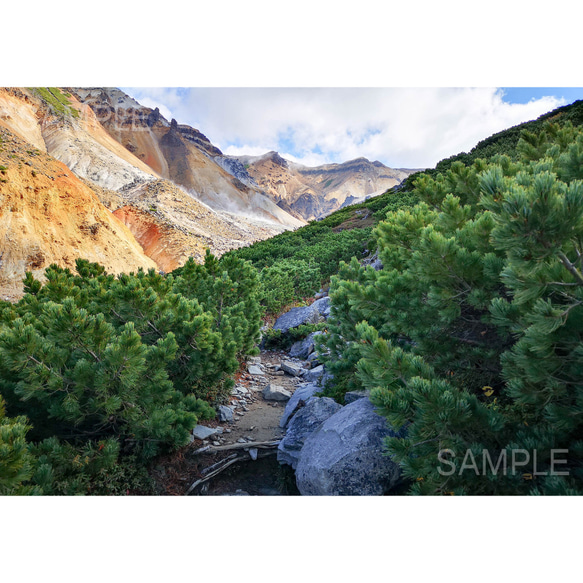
<box><xmin>68</xmin><ymin>88</ymin><xmax>304</xmax><ymax>229</ymax></box>
<box><xmin>111</xmin><ymin>179</ymin><xmax>288</xmax><ymax>271</ymax></box>
<box><xmin>0</xmin><ymin>125</ymin><xmax>157</xmax><ymax>300</ymax></box>
<box><xmin>234</xmin><ymin>151</ymin><xmax>416</xmax><ymax>220</ymax></box>
<box><xmin>0</xmin><ymin>88</ymin><xmax>303</xmax><ymax>288</ymax></box>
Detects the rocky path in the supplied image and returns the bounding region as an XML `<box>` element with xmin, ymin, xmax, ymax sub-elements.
<box><xmin>153</xmin><ymin>348</ymin><xmax>317</xmax><ymax>495</ymax></box>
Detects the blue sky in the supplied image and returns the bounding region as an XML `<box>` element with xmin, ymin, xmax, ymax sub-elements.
<box><xmin>122</xmin><ymin>87</ymin><xmax>580</xmax><ymax>169</ymax></box>
<box><xmin>501</xmin><ymin>87</ymin><xmax>583</xmax><ymax>105</ymax></box>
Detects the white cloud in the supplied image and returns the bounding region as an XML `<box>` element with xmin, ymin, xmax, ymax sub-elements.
<box><xmin>122</xmin><ymin>88</ymin><xmax>566</xmax><ymax>168</ymax></box>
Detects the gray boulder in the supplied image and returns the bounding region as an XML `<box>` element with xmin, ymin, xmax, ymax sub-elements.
<box><xmin>304</xmin><ymin>364</ymin><xmax>324</xmax><ymax>383</ymax></box>
<box><xmin>278</xmin><ymin>397</ymin><xmax>342</xmax><ymax>469</ymax></box>
<box><xmin>218</xmin><ymin>405</ymin><xmax>234</xmax><ymax>422</ymax></box>
<box><xmin>263</xmin><ymin>384</ymin><xmax>292</xmax><ymax>401</ymax></box>
<box><xmin>344</xmin><ymin>390</ymin><xmax>369</xmax><ymax>404</ymax></box>
<box><xmin>311</xmin><ymin>296</ymin><xmax>331</xmax><ymax>316</ymax></box>
<box><xmin>295</xmin><ymin>398</ymin><xmax>405</xmax><ymax>496</ymax></box>
<box><xmin>273</xmin><ymin>305</ymin><xmax>322</xmax><ymax>334</ymax></box>
<box><xmin>289</xmin><ymin>331</ymin><xmax>323</xmax><ymax>360</ymax></box>
<box><xmin>279</xmin><ymin>382</ymin><xmax>321</xmax><ymax>428</ymax></box>
<box><xmin>247</xmin><ymin>364</ymin><xmax>264</xmax><ymax>376</ymax></box>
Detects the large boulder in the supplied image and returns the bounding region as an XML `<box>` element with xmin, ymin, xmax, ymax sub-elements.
<box><xmin>295</xmin><ymin>398</ymin><xmax>405</xmax><ymax>495</ymax></box>
<box><xmin>279</xmin><ymin>382</ymin><xmax>321</xmax><ymax>428</ymax></box>
<box><xmin>289</xmin><ymin>331</ymin><xmax>323</xmax><ymax>359</ymax></box>
<box><xmin>278</xmin><ymin>397</ymin><xmax>342</xmax><ymax>469</ymax></box>
<box><xmin>273</xmin><ymin>297</ymin><xmax>331</xmax><ymax>334</ymax></box>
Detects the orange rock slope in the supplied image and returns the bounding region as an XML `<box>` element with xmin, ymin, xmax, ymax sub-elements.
<box><xmin>0</xmin><ymin>125</ymin><xmax>157</xmax><ymax>300</ymax></box>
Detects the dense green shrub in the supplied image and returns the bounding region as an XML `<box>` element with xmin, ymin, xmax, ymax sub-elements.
<box><xmin>320</xmin><ymin>122</ymin><xmax>583</xmax><ymax>494</ymax></box>
<box><xmin>0</xmin><ymin>396</ymin><xmax>40</xmax><ymax>495</ymax></box>
<box><xmin>0</xmin><ymin>251</ymin><xmax>261</xmax><ymax>494</ymax></box>
<box><xmin>258</xmin><ymin>258</ymin><xmax>322</xmax><ymax>315</ymax></box>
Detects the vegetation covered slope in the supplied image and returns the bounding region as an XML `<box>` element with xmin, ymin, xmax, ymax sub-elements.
<box><xmin>319</xmin><ymin>119</ymin><xmax>583</xmax><ymax>495</ymax></box>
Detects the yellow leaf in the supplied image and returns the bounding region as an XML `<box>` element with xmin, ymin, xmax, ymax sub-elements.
<box><xmin>523</xmin><ymin>473</ymin><xmax>533</xmax><ymax>480</ymax></box>
<box><xmin>482</xmin><ymin>386</ymin><xmax>494</xmax><ymax>397</ymax></box>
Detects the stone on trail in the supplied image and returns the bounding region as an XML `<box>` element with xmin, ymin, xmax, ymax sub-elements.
<box><xmin>304</xmin><ymin>364</ymin><xmax>324</xmax><ymax>383</ymax></box>
<box><xmin>218</xmin><ymin>405</ymin><xmax>234</xmax><ymax>422</ymax></box>
<box><xmin>249</xmin><ymin>448</ymin><xmax>258</xmax><ymax>461</ymax></box>
<box><xmin>262</xmin><ymin>384</ymin><xmax>292</xmax><ymax>401</ymax></box>
<box><xmin>279</xmin><ymin>382</ymin><xmax>321</xmax><ymax>428</ymax></box>
<box><xmin>289</xmin><ymin>331</ymin><xmax>324</xmax><ymax>360</ymax></box>
<box><xmin>192</xmin><ymin>425</ymin><xmax>222</xmax><ymax>441</ymax></box>
<box><xmin>281</xmin><ymin>360</ymin><xmax>304</xmax><ymax>377</ymax></box>
<box><xmin>247</xmin><ymin>364</ymin><xmax>264</xmax><ymax>376</ymax></box>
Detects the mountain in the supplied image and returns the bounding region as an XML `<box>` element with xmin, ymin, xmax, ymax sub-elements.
<box><xmin>0</xmin><ymin>86</ymin><xmax>417</xmax><ymax>299</ymax></box>
<box><xmin>233</xmin><ymin>151</ymin><xmax>417</xmax><ymax>221</ymax></box>
<box><xmin>67</xmin><ymin>88</ymin><xmax>304</xmax><ymax>229</ymax></box>
<box><xmin>0</xmin><ymin>87</ymin><xmax>308</xmax><ymax>298</ymax></box>
<box><xmin>0</xmin><ymin>121</ymin><xmax>157</xmax><ymax>301</ymax></box>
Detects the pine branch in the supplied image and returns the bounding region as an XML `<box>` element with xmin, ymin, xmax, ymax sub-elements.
<box><xmin>558</xmin><ymin>251</ymin><xmax>583</xmax><ymax>285</ymax></box>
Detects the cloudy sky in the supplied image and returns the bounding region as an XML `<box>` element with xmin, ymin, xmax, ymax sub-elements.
<box><xmin>120</xmin><ymin>87</ymin><xmax>583</xmax><ymax>169</ymax></box>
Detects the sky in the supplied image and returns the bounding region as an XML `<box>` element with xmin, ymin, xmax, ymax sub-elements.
<box><xmin>121</xmin><ymin>87</ymin><xmax>583</xmax><ymax>170</ymax></box>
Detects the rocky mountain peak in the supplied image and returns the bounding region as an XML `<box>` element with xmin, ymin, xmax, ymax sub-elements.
<box><xmin>265</xmin><ymin>151</ymin><xmax>289</xmax><ymax>168</ymax></box>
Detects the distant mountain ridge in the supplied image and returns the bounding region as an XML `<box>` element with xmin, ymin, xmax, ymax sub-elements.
<box><xmin>67</xmin><ymin>88</ymin><xmax>303</xmax><ymax>229</ymax></box>
<box><xmin>232</xmin><ymin>151</ymin><xmax>417</xmax><ymax>221</ymax></box>
<box><xmin>69</xmin><ymin>88</ymin><xmax>416</xmax><ymax>222</ymax></box>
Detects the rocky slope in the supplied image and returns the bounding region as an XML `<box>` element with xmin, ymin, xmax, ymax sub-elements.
<box><xmin>0</xmin><ymin>88</ymin><xmax>302</xmax><ymax>285</ymax></box>
<box><xmin>0</xmin><ymin>125</ymin><xmax>157</xmax><ymax>300</ymax></box>
<box><xmin>111</xmin><ymin>179</ymin><xmax>294</xmax><ymax>272</ymax></box>
<box><xmin>67</xmin><ymin>88</ymin><xmax>304</xmax><ymax>229</ymax></box>
<box><xmin>233</xmin><ymin>151</ymin><xmax>417</xmax><ymax>220</ymax></box>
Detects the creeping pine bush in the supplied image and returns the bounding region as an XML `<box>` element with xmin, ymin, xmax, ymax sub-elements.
<box><xmin>258</xmin><ymin>259</ymin><xmax>322</xmax><ymax>315</ymax></box>
<box><xmin>0</xmin><ymin>251</ymin><xmax>262</xmax><ymax>494</ymax></box>
<box><xmin>320</xmin><ymin>122</ymin><xmax>583</xmax><ymax>495</ymax></box>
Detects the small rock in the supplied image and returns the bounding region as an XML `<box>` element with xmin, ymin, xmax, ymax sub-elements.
<box><xmin>218</xmin><ymin>405</ymin><xmax>234</xmax><ymax>422</ymax></box>
<box><xmin>192</xmin><ymin>425</ymin><xmax>221</xmax><ymax>440</ymax></box>
<box><xmin>249</xmin><ymin>448</ymin><xmax>258</xmax><ymax>461</ymax></box>
<box><xmin>237</xmin><ymin>438</ymin><xmax>247</xmax><ymax>443</ymax></box>
<box><xmin>344</xmin><ymin>390</ymin><xmax>370</xmax><ymax>404</ymax></box>
<box><xmin>281</xmin><ymin>361</ymin><xmax>303</xmax><ymax>377</ymax></box>
<box><xmin>263</xmin><ymin>384</ymin><xmax>292</xmax><ymax>401</ymax></box>
<box><xmin>305</xmin><ymin>365</ymin><xmax>325</xmax><ymax>383</ymax></box>
<box><xmin>247</xmin><ymin>356</ymin><xmax>262</xmax><ymax>365</ymax></box>
<box><xmin>247</xmin><ymin>364</ymin><xmax>264</xmax><ymax>376</ymax></box>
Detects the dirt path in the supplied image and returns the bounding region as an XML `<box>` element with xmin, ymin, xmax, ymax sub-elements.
<box><xmin>152</xmin><ymin>349</ymin><xmax>310</xmax><ymax>495</ymax></box>
<box><xmin>218</xmin><ymin>349</ymin><xmax>304</xmax><ymax>445</ymax></box>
